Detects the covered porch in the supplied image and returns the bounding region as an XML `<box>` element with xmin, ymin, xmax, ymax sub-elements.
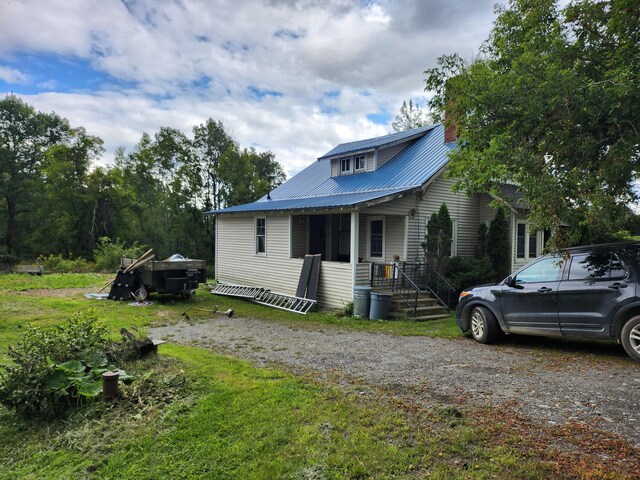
<box><xmin>289</xmin><ymin>211</ymin><xmax>411</xmax><ymax>286</ymax></box>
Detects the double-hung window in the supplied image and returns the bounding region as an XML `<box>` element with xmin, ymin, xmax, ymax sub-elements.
<box><xmin>354</xmin><ymin>154</ymin><xmax>366</xmax><ymax>172</ymax></box>
<box><xmin>340</xmin><ymin>157</ymin><xmax>352</xmax><ymax>174</ymax></box>
<box><xmin>368</xmin><ymin>217</ymin><xmax>384</xmax><ymax>259</ymax></box>
<box><xmin>517</xmin><ymin>222</ymin><xmax>539</xmax><ymax>260</ymax></box>
<box><xmin>255</xmin><ymin>217</ymin><xmax>266</xmax><ymax>255</ymax></box>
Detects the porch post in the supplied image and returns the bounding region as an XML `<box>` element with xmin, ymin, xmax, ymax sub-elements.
<box><xmin>350</xmin><ymin>210</ymin><xmax>359</xmax><ymax>287</ymax></box>
<box><xmin>214</xmin><ymin>215</ymin><xmax>218</xmax><ymax>282</ymax></box>
<box><xmin>403</xmin><ymin>215</ymin><xmax>409</xmax><ymax>261</ymax></box>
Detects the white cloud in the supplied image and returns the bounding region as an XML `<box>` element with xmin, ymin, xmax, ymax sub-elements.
<box><xmin>0</xmin><ymin>66</ymin><xmax>29</xmax><ymax>84</ymax></box>
<box><xmin>0</xmin><ymin>0</ymin><xmax>495</xmax><ymax>176</ymax></box>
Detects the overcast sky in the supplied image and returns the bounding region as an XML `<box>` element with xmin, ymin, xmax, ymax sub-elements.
<box><xmin>0</xmin><ymin>0</ymin><xmax>496</xmax><ymax>176</ymax></box>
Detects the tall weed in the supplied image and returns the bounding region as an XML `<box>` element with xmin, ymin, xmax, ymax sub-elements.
<box><xmin>94</xmin><ymin>237</ymin><xmax>146</xmax><ymax>272</ymax></box>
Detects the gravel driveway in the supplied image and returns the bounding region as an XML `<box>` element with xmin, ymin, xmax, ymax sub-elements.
<box><xmin>150</xmin><ymin>316</ymin><xmax>640</xmax><ymax>447</ymax></box>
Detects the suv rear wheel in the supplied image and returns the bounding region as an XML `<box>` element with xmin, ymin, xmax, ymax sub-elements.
<box><xmin>621</xmin><ymin>316</ymin><xmax>640</xmax><ymax>362</ymax></box>
<box><xmin>470</xmin><ymin>306</ymin><xmax>499</xmax><ymax>344</ymax></box>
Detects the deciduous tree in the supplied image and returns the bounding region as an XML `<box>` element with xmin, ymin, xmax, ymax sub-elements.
<box><xmin>391</xmin><ymin>99</ymin><xmax>428</xmax><ymax>132</ymax></box>
<box><xmin>424</xmin><ymin>0</ymin><xmax>640</xmax><ymax>248</ymax></box>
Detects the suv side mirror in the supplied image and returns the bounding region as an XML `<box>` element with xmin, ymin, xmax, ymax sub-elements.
<box><xmin>505</xmin><ymin>275</ymin><xmax>516</xmax><ymax>287</ymax></box>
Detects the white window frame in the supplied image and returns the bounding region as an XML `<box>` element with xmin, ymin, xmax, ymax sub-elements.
<box><xmin>367</xmin><ymin>216</ymin><xmax>385</xmax><ymax>260</ymax></box>
<box><xmin>255</xmin><ymin>216</ymin><xmax>267</xmax><ymax>256</ymax></box>
<box><xmin>340</xmin><ymin>156</ymin><xmax>352</xmax><ymax>174</ymax></box>
<box><xmin>516</xmin><ymin>221</ymin><xmax>539</xmax><ymax>261</ymax></box>
<box><xmin>451</xmin><ymin>219</ymin><xmax>458</xmax><ymax>257</ymax></box>
<box><xmin>354</xmin><ymin>154</ymin><xmax>366</xmax><ymax>172</ymax></box>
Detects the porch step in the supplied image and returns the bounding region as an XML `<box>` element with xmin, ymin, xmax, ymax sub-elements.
<box><xmin>412</xmin><ymin>313</ymin><xmax>451</xmax><ymax>322</ymax></box>
<box><xmin>390</xmin><ymin>297</ymin><xmax>440</xmax><ymax>308</ymax></box>
<box><xmin>388</xmin><ymin>290</ymin><xmax>450</xmax><ymax>320</ymax></box>
<box><xmin>389</xmin><ymin>304</ymin><xmax>447</xmax><ymax>315</ymax></box>
<box><xmin>389</xmin><ymin>306</ymin><xmax>450</xmax><ymax>319</ymax></box>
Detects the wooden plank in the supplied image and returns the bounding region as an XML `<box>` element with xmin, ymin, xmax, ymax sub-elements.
<box><xmin>305</xmin><ymin>254</ymin><xmax>322</xmax><ymax>300</ymax></box>
<box><xmin>295</xmin><ymin>255</ymin><xmax>314</xmax><ymax>298</ymax></box>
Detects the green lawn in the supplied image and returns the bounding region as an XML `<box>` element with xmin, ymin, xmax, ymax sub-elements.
<box><xmin>0</xmin><ymin>273</ymin><xmax>461</xmax><ymax>364</ymax></box>
<box><xmin>0</xmin><ymin>344</ymin><xmax>553</xmax><ymax>479</ymax></box>
<box><xmin>0</xmin><ymin>273</ymin><xmax>562</xmax><ymax>479</ymax></box>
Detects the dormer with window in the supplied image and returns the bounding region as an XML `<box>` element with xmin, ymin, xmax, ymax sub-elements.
<box><xmin>319</xmin><ymin>125</ymin><xmax>435</xmax><ymax>178</ymax></box>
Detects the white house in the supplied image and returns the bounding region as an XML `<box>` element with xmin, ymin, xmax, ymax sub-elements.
<box><xmin>210</xmin><ymin>125</ymin><xmax>541</xmax><ymax>310</ymax></box>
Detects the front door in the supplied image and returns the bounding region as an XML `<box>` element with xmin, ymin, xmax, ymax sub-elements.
<box><xmin>557</xmin><ymin>252</ymin><xmax>631</xmax><ymax>338</ymax></box>
<box><xmin>308</xmin><ymin>215</ymin><xmax>327</xmax><ymax>260</ymax></box>
<box><xmin>500</xmin><ymin>257</ymin><xmax>566</xmax><ymax>336</ymax></box>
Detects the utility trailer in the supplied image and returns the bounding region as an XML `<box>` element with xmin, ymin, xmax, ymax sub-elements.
<box><xmin>108</xmin><ymin>254</ymin><xmax>206</xmax><ymax>301</ymax></box>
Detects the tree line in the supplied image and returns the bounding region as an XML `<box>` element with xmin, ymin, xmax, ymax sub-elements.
<box><xmin>0</xmin><ymin>95</ymin><xmax>285</xmax><ymax>265</ymax></box>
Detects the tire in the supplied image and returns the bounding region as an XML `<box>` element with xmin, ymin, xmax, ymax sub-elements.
<box><xmin>621</xmin><ymin>316</ymin><xmax>640</xmax><ymax>362</ymax></box>
<box><xmin>469</xmin><ymin>306</ymin><xmax>500</xmax><ymax>344</ymax></box>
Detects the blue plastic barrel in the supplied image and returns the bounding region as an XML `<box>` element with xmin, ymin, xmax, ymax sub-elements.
<box><xmin>369</xmin><ymin>292</ymin><xmax>392</xmax><ymax>320</ymax></box>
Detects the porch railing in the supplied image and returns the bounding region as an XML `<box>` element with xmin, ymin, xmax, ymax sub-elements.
<box><xmin>370</xmin><ymin>262</ymin><xmax>456</xmax><ymax>312</ymax></box>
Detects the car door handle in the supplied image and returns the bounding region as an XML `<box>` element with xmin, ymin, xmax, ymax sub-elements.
<box><xmin>609</xmin><ymin>282</ymin><xmax>628</xmax><ymax>289</ymax></box>
<box><xmin>537</xmin><ymin>287</ymin><xmax>553</xmax><ymax>293</ymax></box>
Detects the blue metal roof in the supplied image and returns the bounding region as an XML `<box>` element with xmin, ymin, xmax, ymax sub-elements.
<box><xmin>209</xmin><ymin>188</ymin><xmax>411</xmax><ymax>214</ymax></box>
<box><xmin>318</xmin><ymin>124</ymin><xmax>436</xmax><ymax>159</ymax></box>
<box><xmin>211</xmin><ymin>124</ymin><xmax>454</xmax><ymax>215</ymax></box>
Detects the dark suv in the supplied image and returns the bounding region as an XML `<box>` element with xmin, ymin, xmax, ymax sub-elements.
<box><xmin>456</xmin><ymin>242</ymin><xmax>640</xmax><ymax>361</ymax></box>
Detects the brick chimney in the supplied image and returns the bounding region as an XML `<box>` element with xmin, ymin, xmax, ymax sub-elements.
<box><xmin>443</xmin><ymin>109</ymin><xmax>457</xmax><ymax>144</ymax></box>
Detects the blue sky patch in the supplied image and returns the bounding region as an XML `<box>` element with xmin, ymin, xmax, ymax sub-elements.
<box><xmin>222</xmin><ymin>41</ymin><xmax>250</xmax><ymax>55</ymax></box>
<box><xmin>319</xmin><ymin>105</ymin><xmax>339</xmax><ymax>115</ymax></box>
<box><xmin>247</xmin><ymin>86</ymin><xmax>283</xmax><ymax>100</ymax></box>
<box><xmin>367</xmin><ymin>110</ymin><xmax>391</xmax><ymax>125</ymax></box>
<box><xmin>0</xmin><ymin>54</ymin><xmax>121</xmax><ymax>94</ymax></box>
<box><xmin>274</xmin><ymin>28</ymin><xmax>304</xmax><ymax>40</ymax></box>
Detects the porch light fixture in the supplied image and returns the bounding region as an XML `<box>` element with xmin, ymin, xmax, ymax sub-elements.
<box><xmin>409</xmin><ymin>208</ymin><xmax>417</xmax><ymax>217</ymax></box>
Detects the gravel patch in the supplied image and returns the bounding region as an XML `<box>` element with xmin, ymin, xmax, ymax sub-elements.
<box><xmin>150</xmin><ymin>317</ymin><xmax>640</xmax><ymax>446</ymax></box>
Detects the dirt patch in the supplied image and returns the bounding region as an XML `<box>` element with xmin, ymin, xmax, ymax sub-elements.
<box><xmin>150</xmin><ymin>316</ymin><xmax>640</xmax><ymax>454</ymax></box>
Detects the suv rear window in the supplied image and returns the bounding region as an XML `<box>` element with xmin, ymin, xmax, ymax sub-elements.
<box><xmin>568</xmin><ymin>253</ymin><xmax>627</xmax><ymax>280</ymax></box>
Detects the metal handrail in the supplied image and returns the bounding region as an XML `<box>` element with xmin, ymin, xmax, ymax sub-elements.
<box><xmin>424</xmin><ymin>262</ymin><xmax>455</xmax><ymax>292</ymax></box>
<box><xmin>391</xmin><ymin>264</ymin><xmax>421</xmax><ymax>316</ymax></box>
<box><xmin>423</xmin><ymin>263</ymin><xmax>455</xmax><ymax>307</ymax></box>
<box><xmin>371</xmin><ymin>261</ymin><xmax>456</xmax><ymax>314</ymax></box>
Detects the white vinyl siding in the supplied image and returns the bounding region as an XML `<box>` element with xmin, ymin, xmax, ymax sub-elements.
<box><xmin>366</xmin><ymin>151</ymin><xmax>375</xmax><ymax>171</ymax></box>
<box><xmin>361</xmin><ymin>173</ymin><xmax>482</xmax><ymax>262</ymax></box>
<box><xmin>376</xmin><ymin>143</ymin><xmax>408</xmax><ymax>168</ymax></box>
<box><xmin>355</xmin><ymin>262</ymin><xmax>371</xmax><ymax>285</ymax></box>
<box><xmin>217</xmin><ymin>215</ymin><xmax>353</xmax><ymax>310</ymax></box>
<box><xmin>384</xmin><ymin>215</ymin><xmax>405</xmax><ymax>262</ymax></box>
<box><xmin>331</xmin><ymin>159</ymin><xmax>339</xmax><ymax>177</ymax></box>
